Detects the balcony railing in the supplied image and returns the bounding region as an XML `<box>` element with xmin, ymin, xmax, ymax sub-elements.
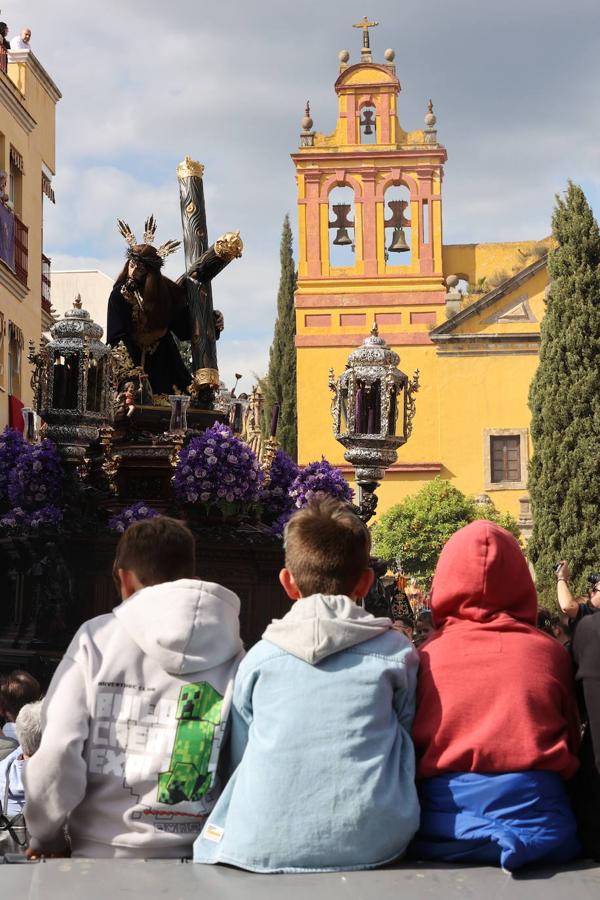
<box><xmin>42</xmin><ymin>253</ymin><xmax>51</xmax><ymax>313</ymax></box>
<box><xmin>15</xmin><ymin>214</ymin><xmax>28</xmax><ymax>286</ymax></box>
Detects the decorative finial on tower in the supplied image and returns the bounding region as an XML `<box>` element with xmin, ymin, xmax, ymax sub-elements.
<box><xmin>352</xmin><ymin>16</ymin><xmax>378</xmax><ymax>62</ymax></box>
<box><xmin>424</xmin><ymin>99</ymin><xmax>438</xmax><ymax>144</ymax></box>
<box><xmin>301</xmin><ymin>101</ymin><xmax>313</xmax><ymax>132</ymax></box>
<box><xmin>300</xmin><ymin>100</ymin><xmax>315</xmax><ymax>148</ymax></box>
<box><xmin>371</xmin><ymin>320</ymin><xmax>379</xmax><ymax>337</ymax></box>
<box><xmin>73</xmin><ymin>293</ymin><xmax>82</xmax><ymax>309</ymax></box>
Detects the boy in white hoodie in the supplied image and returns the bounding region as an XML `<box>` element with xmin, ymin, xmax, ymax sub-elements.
<box><xmin>24</xmin><ymin>516</ymin><xmax>244</xmax><ymax>858</ymax></box>
<box><xmin>194</xmin><ymin>497</ymin><xmax>419</xmax><ymax>872</ymax></box>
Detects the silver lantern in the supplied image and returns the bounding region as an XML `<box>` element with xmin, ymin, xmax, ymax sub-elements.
<box><xmin>329</xmin><ymin>323</ymin><xmax>419</xmax><ymax>521</ymax></box>
<box><xmin>29</xmin><ymin>295</ymin><xmax>113</xmax><ymax>463</ymax></box>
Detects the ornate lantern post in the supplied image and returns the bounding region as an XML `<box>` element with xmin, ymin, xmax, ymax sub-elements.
<box><xmin>28</xmin><ymin>295</ymin><xmax>113</xmax><ymax>463</ymax></box>
<box><xmin>329</xmin><ymin>323</ymin><xmax>419</xmax><ymax>521</ymax></box>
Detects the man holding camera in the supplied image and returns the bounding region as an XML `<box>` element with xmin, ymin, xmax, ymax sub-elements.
<box><xmin>555</xmin><ymin>561</ymin><xmax>600</xmax><ymax>631</ymax></box>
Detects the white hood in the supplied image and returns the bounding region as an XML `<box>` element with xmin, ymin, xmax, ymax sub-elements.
<box><xmin>263</xmin><ymin>594</ymin><xmax>392</xmax><ymax>665</ymax></box>
<box><xmin>114</xmin><ymin>578</ymin><xmax>243</xmax><ymax>675</ymax></box>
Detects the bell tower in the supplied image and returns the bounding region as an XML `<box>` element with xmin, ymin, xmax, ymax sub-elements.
<box><xmin>292</xmin><ymin>20</ymin><xmax>448</xmax><ymax>470</ymax></box>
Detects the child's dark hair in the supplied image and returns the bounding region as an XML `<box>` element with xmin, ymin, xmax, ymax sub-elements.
<box><xmin>0</xmin><ymin>670</ymin><xmax>42</xmax><ymax>722</ymax></box>
<box><xmin>113</xmin><ymin>516</ymin><xmax>195</xmax><ymax>587</ymax></box>
<box><xmin>283</xmin><ymin>496</ymin><xmax>370</xmax><ymax>597</ymax></box>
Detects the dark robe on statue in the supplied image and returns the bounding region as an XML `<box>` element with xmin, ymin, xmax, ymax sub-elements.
<box><xmin>107</xmin><ymin>284</ymin><xmax>192</xmax><ymax>395</ymax></box>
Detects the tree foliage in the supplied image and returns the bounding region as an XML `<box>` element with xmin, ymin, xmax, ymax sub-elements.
<box><xmin>265</xmin><ymin>215</ymin><xmax>297</xmax><ymax>459</ymax></box>
<box><xmin>371</xmin><ymin>478</ymin><xmax>521</xmax><ymax>585</ymax></box>
<box><xmin>528</xmin><ymin>182</ymin><xmax>600</xmax><ymax>595</ymax></box>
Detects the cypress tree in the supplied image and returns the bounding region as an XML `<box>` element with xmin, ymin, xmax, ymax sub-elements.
<box><xmin>528</xmin><ymin>182</ymin><xmax>600</xmax><ymax>595</ymax></box>
<box><xmin>265</xmin><ymin>214</ymin><xmax>297</xmax><ymax>459</ymax></box>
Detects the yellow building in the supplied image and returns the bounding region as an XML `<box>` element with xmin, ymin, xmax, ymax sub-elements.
<box><xmin>293</xmin><ymin>23</ymin><xmax>548</xmax><ymax>529</ymax></box>
<box><xmin>0</xmin><ymin>47</ymin><xmax>61</xmax><ymax>429</ymax></box>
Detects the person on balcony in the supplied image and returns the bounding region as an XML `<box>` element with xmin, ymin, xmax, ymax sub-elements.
<box><xmin>10</xmin><ymin>28</ymin><xmax>31</xmax><ymax>50</ymax></box>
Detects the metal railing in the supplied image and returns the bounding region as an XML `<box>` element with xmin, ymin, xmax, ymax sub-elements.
<box><xmin>42</xmin><ymin>252</ymin><xmax>51</xmax><ymax>312</ymax></box>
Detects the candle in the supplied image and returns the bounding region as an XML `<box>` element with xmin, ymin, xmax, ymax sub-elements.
<box><xmin>355</xmin><ymin>387</ymin><xmax>363</xmax><ymax>433</ymax></box>
<box><xmin>270</xmin><ymin>403</ymin><xmax>280</xmax><ymax>437</ymax></box>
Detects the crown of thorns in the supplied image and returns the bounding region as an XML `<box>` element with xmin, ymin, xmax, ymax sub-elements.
<box><xmin>117</xmin><ymin>216</ymin><xmax>181</xmax><ymax>268</ymax></box>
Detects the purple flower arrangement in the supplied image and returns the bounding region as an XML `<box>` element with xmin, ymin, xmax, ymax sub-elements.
<box><xmin>259</xmin><ymin>449</ymin><xmax>299</xmax><ymax>524</ymax></box>
<box><xmin>0</xmin><ymin>426</ymin><xmax>28</xmax><ymax>506</ymax></box>
<box><xmin>289</xmin><ymin>458</ymin><xmax>354</xmax><ymax>510</ymax></box>
<box><xmin>0</xmin><ymin>429</ymin><xmax>65</xmax><ymax>534</ymax></box>
<box><xmin>108</xmin><ymin>502</ymin><xmax>160</xmax><ymax>534</ymax></box>
<box><xmin>0</xmin><ymin>504</ymin><xmax>63</xmax><ymax>531</ymax></box>
<box><xmin>8</xmin><ymin>438</ymin><xmax>63</xmax><ymax>511</ymax></box>
<box><xmin>173</xmin><ymin>421</ymin><xmax>263</xmax><ymax>511</ymax></box>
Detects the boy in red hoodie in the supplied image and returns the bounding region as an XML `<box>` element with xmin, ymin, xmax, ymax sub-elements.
<box><xmin>411</xmin><ymin>520</ymin><xmax>580</xmax><ymax>871</ymax></box>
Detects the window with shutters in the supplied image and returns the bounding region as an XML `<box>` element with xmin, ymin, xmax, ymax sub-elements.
<box><xmin>484</xmin><ymin>428</ymin><xmax>528</xmax><ymax>490</ymax></box>
<box><xmin>490</xmin><ymin>436</ymin><xmax>521</xmax><ymax>483</ymax></box>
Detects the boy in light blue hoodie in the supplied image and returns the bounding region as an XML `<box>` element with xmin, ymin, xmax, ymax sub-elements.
<box><xmin>194</xmin><ymin>496</ymin><xmax>419</xmax><ymax>873</ymax></box>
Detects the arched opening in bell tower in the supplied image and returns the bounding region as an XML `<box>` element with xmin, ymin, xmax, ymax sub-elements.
<box><xmin>328</xmin><ymin>185</ymin><xmax>356</xmax><ymax>268</ymax></box>
<box><xmin>359</xmin><ymin>103</ymin><xmax>377</xmax><ymax>144</ymax></box>
<box><xmin>384</xmin><ymin>184</ymin><xmax>412</xmax><ymax>268</ymax></box>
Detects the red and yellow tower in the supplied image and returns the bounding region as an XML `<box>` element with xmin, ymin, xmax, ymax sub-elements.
<box><xmin>292</xmin><ymin>19</ymin><xmax>447</xmax><ymax>493</ymax></box>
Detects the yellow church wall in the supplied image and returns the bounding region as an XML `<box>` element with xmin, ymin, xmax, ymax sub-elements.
<box><xmin>452</xmin><ymin>267</ymin><xmax>547</xmax><ymax>337</ymax></box>
<box><xmin>443</xmin><ymin>239</ymin><xmax>550</xmax><ymax>286</ymax></box>
<box><xmin>435</xmin><ymin>350</ymin><xmax>538</xmax><ymax>516</ymax></box>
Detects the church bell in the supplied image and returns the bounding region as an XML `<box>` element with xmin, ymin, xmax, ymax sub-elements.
<box><xmin>388</xmin><ymin>227</ymin><xmax>409</xmax><ymax>253</ymax></box>
<box><xmin>333</xmin><ymin>228</ymin><xmax>353</xmax><ymax>246</ymax></box>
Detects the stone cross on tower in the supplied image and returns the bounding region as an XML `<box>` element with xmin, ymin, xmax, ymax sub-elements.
<box><xmin>352</xmin><ymin>16</ymin><xmax>379</xmax><ymax>61</ymax></box>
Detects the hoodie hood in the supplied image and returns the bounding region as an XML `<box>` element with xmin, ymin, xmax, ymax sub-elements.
<box><xmin>431</xmin><ymin>520</ymin><xmax>537</xmax><ymax>628</ymax></box>
<box><xmin>114</xmin><ymin>578</ymin><xmax>243</xmax><ymax>675</ymax></box>
<box><xmin>263</xmin><ymin>594</ymin><xmax>392</xmax><ymax>664</ymax></box>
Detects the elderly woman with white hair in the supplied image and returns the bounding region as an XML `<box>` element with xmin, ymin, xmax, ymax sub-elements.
<box><xmin>0</xmin><ymin>701</ymin><xmax>42</xmax><ymax>818</ymax></box>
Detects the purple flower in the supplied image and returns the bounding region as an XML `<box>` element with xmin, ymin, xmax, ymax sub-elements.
<box><xmin>0</xmin><ymin>503</ymin><xmax>63</xmax><ymax>532</ymax></box>
<box><xmin>0</xmin><ymin>427</ymin><xmax>28</xmax><ymax>507</ymax></box>
<box><xmin>289</xmin><ymin>458</ymin><xmax>353</xmax><ymax>512</ymax></box>
<box><xmin>173</xmin><ymin>422</ymin><xmax>263</xmax><ymax>509</ymax></box>
<box><xmin>108</xmin><ymin>502</ymin><xmax>160</xmax><ymax>534</ymax></box>
<box><xmin>259</xmin><ymin>449</ymin><xmax>300</xmax><ymax>527</ymax></box>
<box><xmin>7</xmin><ymin>438</ymin><xmax>63</xmax><ymax>512</ymax></box>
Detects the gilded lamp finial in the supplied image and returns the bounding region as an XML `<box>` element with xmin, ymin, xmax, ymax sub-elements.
<box><xmin>371</xmin><ymin>320</ymin><xmax>379</xmax><ymax>337</ymax></box>
<box><xmin>176</xmin><ymin>156</ymin><xmax>205</xmax><ymax>180</ymax></box>
<box><xmin>73</xmin><ymin>293</ymin><xmax>82</xmax><ymax>309</ymax></box>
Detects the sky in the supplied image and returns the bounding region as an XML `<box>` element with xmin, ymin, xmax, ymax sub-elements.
<box><xmin>9</xmin><ymin>0</ymin><xmax>600</xmax><ymax>391</ymax></box>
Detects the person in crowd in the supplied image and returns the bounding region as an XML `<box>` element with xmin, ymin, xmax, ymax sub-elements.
<box><xmin>0</xmin><ymin>701</ymin><xmax>43</xmax><ymax>817</ymax></box>
<box><xmin>393</xmin><ymin>615</ymin><xmax>415</xmax><ymax>642</ymax></box>
<box><xmin>0</xmin><ymin>671</ymin><xmax>42</xmax><ymax>763</ymax></box>
<box><xmin>194</xmin><ymin>496</ymin><xmax>419</xmax><ymax>873</ymax></box>
<box><xmin>413</xmin><ymin>609</ymin><xmax>434</xmax><ymax>647</ymax></box>
<box><xmin>411</xmin><ymin>520</ymin><xmax>581</xmax><ymax>871</ymax></box>
<box><xmin>556</xmin><ymin>561</ymin><xmax>600</xmax><ymax>632</ymax></box>
<box><xmin>572</xmin><ymin>612</ymin><xmax>600</xmax><ymax>859</ymax></box>
<box><xmin>10</xmin><ymin>28</ymin><xmax>31</xmax><ymax>49</ymax></box>
<box><xmin>24</xmin><ymin>516</ymin><xmax>244</xmax><ymax>859</ymax></box>
<box><xmin>0</xmin><ymin>23</ymin><xmax>10</xmax><ymax>49</ymax></box>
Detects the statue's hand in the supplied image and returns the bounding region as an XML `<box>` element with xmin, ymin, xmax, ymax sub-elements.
<box><xmin>214</xmin><ymin>310</ymin><xmax>224</xmax><ymax>334</ymax></box>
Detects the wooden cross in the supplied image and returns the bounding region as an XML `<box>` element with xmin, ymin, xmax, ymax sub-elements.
<box><xmin>352</xmin><ymin>16</ymin><xmax>379</xmax><ymax>48</ymax></box>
